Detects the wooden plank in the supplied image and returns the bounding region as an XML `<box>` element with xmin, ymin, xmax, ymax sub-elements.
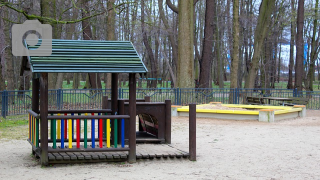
<box><xmin>59</xmin><ymin>152</ymin><xmax>71</xmax><ymax>160</ymax></box>
<box><xmin>51</xmin><ymin>152</ymin><xmax>63</xmax><ymax>161</ymax></box>
<box><xmin>48</xmin><ymin>153</ymin><xmax>55</xmax><ymax>161</ymax></box>
<box><xmin>73</xmin><ymin>152</ymin><xmax>85</xmax><ymax>160</ymax></box>
<box><xmin>66</xmin><ymin>152</ymin><xmax>77</xmax><ymax>160</ymax></box>
<box><xmin>97</xmin><ymin>152</ymin><xmax>107</xmax><ymax>160</ymax></box>
<box><xmin>102</xmin><ymin>152</ymin><xmax>114</xmax><ymax>159</ymax></box>
<box><xmin>80</xmin><ymin>152</ymin><xmax>92</xmax><ymax>160</ymax></box>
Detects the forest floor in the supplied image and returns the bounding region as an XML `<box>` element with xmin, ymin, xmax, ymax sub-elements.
<box><xmin>0</xmin><ymin>111</ymin><xmax>320</xmax><ymax>179</ymax></box>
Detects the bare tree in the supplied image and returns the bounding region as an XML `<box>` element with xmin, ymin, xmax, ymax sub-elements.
<box><xmin>295</xmin><ymin>0</ymin><xmax>304</xmax><ymax>91</ymax></box>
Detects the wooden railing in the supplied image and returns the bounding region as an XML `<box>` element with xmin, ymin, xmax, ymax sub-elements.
<box><xmin>28</xmin><ymin>109</ymin><xmax>130</xmax><ymax>153</ymax></box>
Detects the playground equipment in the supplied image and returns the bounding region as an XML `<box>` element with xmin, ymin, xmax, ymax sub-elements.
<box><xmin>24</xmin><ymin>39</ymin><xmax>195</xmax><ymax>165</ymax></box>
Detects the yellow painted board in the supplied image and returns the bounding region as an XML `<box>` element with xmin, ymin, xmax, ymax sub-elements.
<box><xmin>68</xmin><ymin>119</ymin><xmax>72</xmax><ymax>149</ymax></box>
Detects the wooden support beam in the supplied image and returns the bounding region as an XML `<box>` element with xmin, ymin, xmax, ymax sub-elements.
<box><xmin>111</xmin><ymin>73</ymin><xmax>118</xmax><ymax>114</ymax></box>
<box><xmin>165</xmin><ymin>99</ymin><xmax>171</xmax><ymax>144</ymax></box>
<box><xmin>189</xmin><ymin>103</ymin><xmax>196</xmax><ymax>161</ymax></box>
<box><xmin>32</xmin><ymin>78</ymin><xmax>39</xmax><ymax>113</ymax></box>
<box><xmin>111</xmin><ymin>73</ymin><xmax>118</xmax><ymax>144</ymax></box>
<box><xmin>40</xmin><ymin>73</ymin><xmax>48</xmax><ymax>165</ymax></box>
<box><xmin>128</xmin><ymin>73</ymin><xmax>136</xmax><ymax>163</ymax></box>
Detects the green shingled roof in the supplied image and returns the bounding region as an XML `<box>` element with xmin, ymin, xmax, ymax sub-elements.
<box><xmin>25</xmin><ymin>39</ymin><xmax>148</xmax><ymax>73</ymax></box>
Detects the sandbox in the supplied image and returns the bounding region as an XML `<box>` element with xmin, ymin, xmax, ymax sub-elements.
<box><xmin>172</xmin><ymin>103</ymin><xmax>306</xmax><ymax>122</ymax></box>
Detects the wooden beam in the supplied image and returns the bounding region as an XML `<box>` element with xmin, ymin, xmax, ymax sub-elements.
<box><xmin>189</xmin><ymin>103</ymin><xmax>196</xmax><ymax>161</ymax></box>
<box><xmin>165</xmin><ymin>99</ymin><xmax>171</xmax><ymax>144</ymax></box>
<box><xmin>40</xmin><ymin>73</ymin><xmax>48</xmax><ymax>165</ymax></box>
<box><xmin>111</xmin><ymin>73</ymin><xmax>118</xmax><ymax>114</ymax></box>
<box><xmin>111</xmin><ymin>73</ymin><xmax>118</xmax><ymax>144</ymax></box>
<box><xmin>128</xmin><ymin>73</ymin><xmax>136</xmax><ymax>163</ymax></box>
<box><xmin>32</xmin><ymin>78</ymin><xmax>39</xmax><ymax>113</ymax></box>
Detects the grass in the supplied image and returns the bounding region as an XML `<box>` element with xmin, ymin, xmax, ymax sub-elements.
<box><xmin>0</xmin><ymin>114</ymin><xmax>29</xmax><ymax>140</ymax></box>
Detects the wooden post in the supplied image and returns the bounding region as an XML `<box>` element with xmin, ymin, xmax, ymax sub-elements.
<box><xmin>189</xmin><ymin>103</ymin><xmax>196</xmax><ymax>161</ymax></box>
<box><xmin>111</xmin><ymin>73</ymin><xmax>118</xmax><ymax>114</ymax></box>
<box><xmin>102</xmin><ymin>96</ymin><xmax>108</xmax><ymax>138</ymax></box>
<box><xmin>111</xmin><ymin>73</ymin><xmax>118</xmax><ymax>143</ymax></box>
<box><xmin>32</xmin><ymin>77</ymin><xmax>40</xmax><ymax>113</ymax></box>
<box><xmin>128</xmin><ymin>73</ymin><xmax>136</xmax><ymax>163</ymax></box>
<box><xmin>31</xmin><ymin>77</ymin><xmax>40</xmax><ymax>155</ymax></box>
<box><xmin>118</xmin><ymin>99</ymin><xmax>125</xmax><ymax>143</ymax></box>
<box><xmin>40</xmin><ymin>73</ymin><xmax>48</xmax><ymax>165</ymax></box>
<box><xmin>144</xmin><ymin>96</ymin><xmax>151</xmax><ymax>102</ymax></box>
<box><xmin>165</xmin><ymin>99</ymin><xmax>171</xmax><ymax>144</ymax></box>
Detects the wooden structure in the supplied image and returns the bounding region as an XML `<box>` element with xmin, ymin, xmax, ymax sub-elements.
<box><xmin>26</xmin><ymin>40</ymin><xmax>146</xmax><ymax>165</ymax></box>
<box><xmin>24</xmin><ymin>39</ymin><xmax>195</xmax><ymax>165</ymax></box>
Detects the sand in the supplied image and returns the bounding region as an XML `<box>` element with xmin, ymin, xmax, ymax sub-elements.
<box><xmin>1</xmin><ymin>110</ymin><xmax>320</xmax><ymax>179</ymax></box>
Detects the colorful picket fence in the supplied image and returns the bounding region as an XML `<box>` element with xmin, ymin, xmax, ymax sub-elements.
<box><xmin>28</xmin><ymin>114</ymin><xmax>39</xmax><ymax>148</ymax></box>
<box><xmin>28</xmin><ymin>111</ymin><xmax>126</xmax><ymax>150</ymax></box>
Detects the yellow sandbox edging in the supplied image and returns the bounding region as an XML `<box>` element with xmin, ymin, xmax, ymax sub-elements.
<box><xmin>177</xmin><ymin>104</ymin><xmax>302</xmax><ymax>115</ymax></box>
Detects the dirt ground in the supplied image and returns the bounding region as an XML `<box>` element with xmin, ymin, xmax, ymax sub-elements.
<box><xmin>1</xmin><ymin>110</ymin><xmax>320</xmax><ymax>179</ymax></box>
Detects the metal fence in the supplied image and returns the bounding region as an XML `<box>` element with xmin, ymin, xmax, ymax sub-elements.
<box><xmin>1</xmin><ymin>88</ymin><xmax>319</xmax><ymax>117</ymax></box>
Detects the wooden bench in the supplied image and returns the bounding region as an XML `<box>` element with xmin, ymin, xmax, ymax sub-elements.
<box><xmin>246</xmin><ymin>96</ymin><xmax>265</xmax><ymax>105</ymax></box>
<box><xmin>283</xmin><ymin>97</ymin><xmax>309</xmax><ymax>106</ymax></box>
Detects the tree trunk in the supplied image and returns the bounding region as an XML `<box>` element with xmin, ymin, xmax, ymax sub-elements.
<box><xmin>177</xmin><ymin>0</ymin><xmax>194</xmax><ymax>88</ymax></box>
<box><xmin>306</xmin><ymin>0</ymin><xmax>318</xmax><ymax>92</ymax></box>
<box><xmin>41</xmin><ymin>0</ymin><xmax>58</xmax><ymax>90</ymax></box>
<box><xmin>0</xmin><ymin>5</ymin><xmax>6</xmax><ymax>91</ymax></box>
<box><xmin>198</xmin><ymin>0</ymin><xmax>214</xmax><ymax>88</ymax></box>
<box><xmin>105</xmin><ymin>0</ymin><xmax>116</xmax><ymax>89</ymax></box>
<box><xmin>142</xmin><ymin>0</ymin><xmax>157</xmax><ymax>88</ymax></box>
<box><xmin>295</xmin><ymin>0</ymin><xmax>304</xmax><ymax>91</ymax></box>
<box><xmin>160</xmin><ymin>0</ymin><xmax>178</xmax><ymax>87</ymax></box>
<box><xmin>230</xmin><ymin>0</ymin><xmax>240</xmax><ymax>90</ymax></box>
<box><xmin>244</xmin><ymin>0</ymin><xmax>275</xmax><ymax>88</ymax></box>
<box><xmin>287</xmin><ymin>0</ymin><xmax>296</xmax><ymax>89</ymax></box>
<box><xmin>81</xmin><ymin>0</ymin><xmax>102</xmax><ymax>89</ymax></box>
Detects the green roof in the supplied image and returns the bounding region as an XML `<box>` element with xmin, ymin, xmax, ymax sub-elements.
<box><xmin>25</xmin><ymin>39</ymin><xmax>148</xmax><ymax>73</ymax></box>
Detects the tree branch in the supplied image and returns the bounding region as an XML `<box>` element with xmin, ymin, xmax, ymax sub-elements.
<box><xmin>166</xmin><ymin>0</ymin><xmax>179</xmax><ymax>14</ymax></box>
<box><xmin>1</xmin><ymin>1</ymin><xmax>128</xmax><ymax>25</ymax></box>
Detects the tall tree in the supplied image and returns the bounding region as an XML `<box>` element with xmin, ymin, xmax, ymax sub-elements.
<box><xmin>142</xmin><ymin>0</ymin><xmax>157</xmax><ymax>88</ymax></box>
<box><xmin>81</xmin><ymin>0</ymin><xmax>102</xmax><ymax>89</ymax></box>
<box><xmin>0</xmin><ymin>3</ymin><xmax>5</xmax><ymax>91</ymax></box>
<box><xmin>244</xmin><ymin>0</ymin><xmax>275</xmax><ymax>88</ymax></box>
<box><xmin>178</xmin><ymin>0</ymin><xmax>194</xmax><ymax>88</ymax></box>
<box><xmin>295</xmin><ymin>0</ymin><xmax>304</xmax><ymax>91</ymax></box>
<box><xmin>159</xmin><ymin>0</ymin><xmax>177</xmax><ymax>87</ymax></box>
<box><xmin>288</xmin><ymin>0</ymin><xmax>296</xmax><ymax>89</ymax></box>
<box><xmin>104</xmin><ymin>0</ymin><xmax>116</xmax><ymax>89</ymax></box>
<box><xmin>230</xmin><ymin>0</ymin><xmax>240</xmax><ymax>90</ymax></box>
<box><xmin>305</xmin><ymin>0</ymin><xmax>318</xmax><ymax>91</ymax></box>
<box><xmin>198</xmin><ymin>0</ymin><xmax>214</xmax><ymax>88</ymax></box>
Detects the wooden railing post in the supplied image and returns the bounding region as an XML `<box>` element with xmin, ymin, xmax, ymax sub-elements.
<box><xmin>165</xmin><ymin>99</ymin><xmax>171</xmax><ymax>144</ymax></box>
<box><xmin>189</xmin><ymin>103</ymin><xmax>196</xmax><ymax>161</ymax></box>
<box><xmin>144</xmin><ymin>96</ymin><xmax>151</xmax><ymax>102</ymax></box>
<box><xmin>128</xmin><ymin>73</ymin><xmax>136</xmax><ymax>163</ymax></box>
<box><xmin>40</xmin><ymin>73</ymin><xmax>48</xmax><ymax>165</ymax></box>
<box><xmin>102</xmin><ymin>96</ymin><xmax>108</xmax><ymax>139</ymax></box>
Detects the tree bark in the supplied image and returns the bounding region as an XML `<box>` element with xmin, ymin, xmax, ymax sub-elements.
<box><xmin>306</xmin><ymin>0</ymin><xmax>318</xmax><ymax>92</ymax></box>
<box><xmin>287</xmin><ymin>0</ymin><xmax>296</xmax><ymax>89</ymax></box>
<box><xmin>244</xmin><ymin>0</ymin><xmax>275</xmax><ymax>88</ymax></box>
<box><xmin>295</xmin><ymin>0</ymin><xmax>304</xmax><ymax>91</ymax></box>
<box><xmin>105</xmin><ymin>0</ymin><xmax>116</xmax><ymax>89</ymax></box>
<box><xmin>230</xmin><ymin>0</ymin><xmax>240</xmax><ymax>90</ymax></box>
<box><xmin>198</xmin><ymin>0</ymin><xmax>214</xmax><ymax>88</ymax></box>
<box><xmin>177</xmin><ymin>0</ymin><xmax>194</xmax><ymax>88</ymax></box>
<box><xmin>142</xmin><ymin>0</ymin><xmax>157</xmax><ymax>88</ymax></box>
<box><xmin>81</xmin><ymin>0</ymin><xmax>102</xmax><ymax>89</ymax></box>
